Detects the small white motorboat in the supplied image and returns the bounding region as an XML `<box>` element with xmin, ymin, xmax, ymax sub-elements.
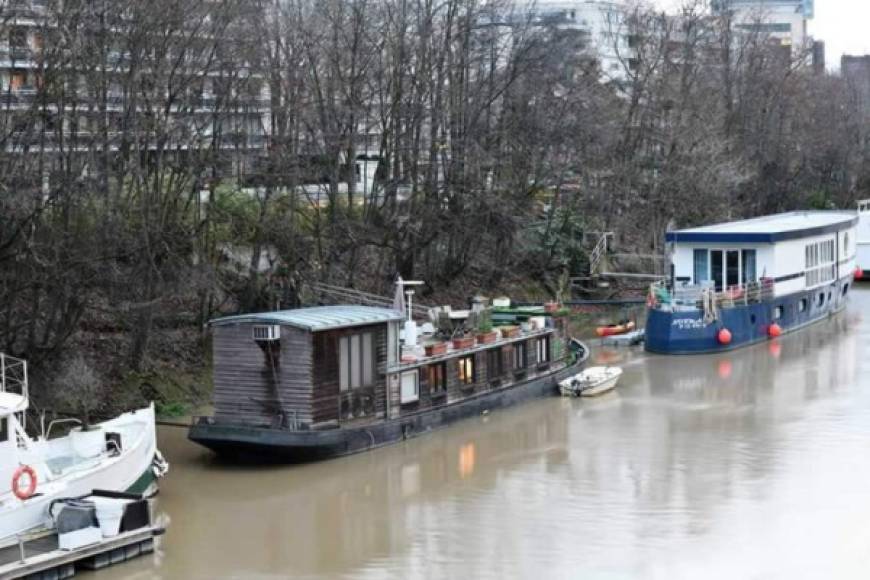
<box><xmin>559</xmin><ymin>366</ymin><xmax>623</xmax><ymax>397</ymax></box>
<box><xmin>0</xmin><ymin>354</ymin><xmax>168</xmax><ymax>546</ymax></box>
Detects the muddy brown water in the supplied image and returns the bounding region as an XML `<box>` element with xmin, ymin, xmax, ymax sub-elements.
<box><xmin>98</xmin><ymin>289</ymin><xmax>870</xmax><ymax>579</ymax></box>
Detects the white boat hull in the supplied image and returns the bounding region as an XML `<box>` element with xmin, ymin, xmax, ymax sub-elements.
<box><xmin>0</xmin><ymin>404</ymin><xmax>163</xmax><ymax>545</ymax></box>
<box><xmin>559</xmin><ymin>366</ymin><xmax>623</xmax><ymax>398</ymax></box>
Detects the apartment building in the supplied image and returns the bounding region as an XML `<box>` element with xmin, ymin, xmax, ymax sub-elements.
<box><xmin>532</xmin><ymin>0</ymin><xmax>635</xmax><ymax>83</ymax></box>
<box><xmin>0</xmin><ymin>0</ymin><xmax>268</xmax><ymax>184</ymax></box>
<box><xmin>713</xmin><ymin>0</ymin><xmax>814</xmax><ymax>55</ymax></box>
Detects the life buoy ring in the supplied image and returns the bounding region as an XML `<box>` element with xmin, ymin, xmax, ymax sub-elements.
<box><xmin>12</xmin><ymin>465</ymin><xmax>37</xmax><ymax>500</ymax></box>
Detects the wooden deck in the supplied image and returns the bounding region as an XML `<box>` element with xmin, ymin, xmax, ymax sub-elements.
<box><xmin>0</xmin><ymin>525</ymin><xmax>163</xmax><ymax>579</ymax></box>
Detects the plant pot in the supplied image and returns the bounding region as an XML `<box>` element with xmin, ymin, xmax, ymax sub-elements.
<box><xmin>500</xmin><ymin>326</ymin><xmax>520</xmax><ymax>339</ymax></box>
<box><xmin>452</xmin><ymin>336</ymin><xmax>476</xmax><ymax>350</ymax></box>
<box><xmin>70</xmin><ymin>426</ymin><xmax>105</xmax><ymax>459</ymax></box>
<box><xmin>424</xmin><ymin>342</ymin><xmax>448</xmax><ymax>357</ymax></box>
<box><xmin>476</xmin><ymin>331</ymin><xmax>499</xmax><ymax>345</ymax></box>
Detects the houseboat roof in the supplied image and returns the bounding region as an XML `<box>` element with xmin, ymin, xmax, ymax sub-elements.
<box><xmin>665</xmin><ymin>211</ymin><xmax>858</xmax><ymax>244</ymax></box>
<box><xmin>210</xmin><ymin>305</ymin><xmax>404</xmax><ymax>332</ymax></box>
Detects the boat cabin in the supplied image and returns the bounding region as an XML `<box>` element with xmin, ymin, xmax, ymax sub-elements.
<box><xmin>208</xmin><ymin>304</ymin><xmax>568</xmax><ymax>431</ymax></box>
<box><xmin>856</xmin><ymin>199</ymin><xmax>870</xmax><ymax>277</ymax></box>
<box><xmin>666</xmin><ymin>211</ymin><xmax>858</xmax><ymax>300</ymax></box>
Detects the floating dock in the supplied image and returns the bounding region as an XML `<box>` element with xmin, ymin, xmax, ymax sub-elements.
<box><xmin>0</xmin><ymin>524</ymin><xmax>164</xmax><ymax>579</ymax></box>
<box><xmin>600</xmin><ymin>329</ymin><xmax>645</xmax><ymax>347</ymax></box>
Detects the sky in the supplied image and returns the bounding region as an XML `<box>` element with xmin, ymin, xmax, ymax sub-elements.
<box><xmin>807</xmin><ymin>0</ymin><xmax>870</xmax><ymax>70</ymax></box>
<box><xmin>652</xmin><ymin>0</ymin><xmax>870</xmax><ymax>71</ymax></box>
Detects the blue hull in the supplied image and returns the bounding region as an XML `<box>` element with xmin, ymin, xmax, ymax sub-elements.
<box><xmin>645</xmin><ymin>279</ymin><xmax>852</xmax><ymax>354</ymax></box>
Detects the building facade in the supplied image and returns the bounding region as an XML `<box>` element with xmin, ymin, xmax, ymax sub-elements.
<box><xmin>532</xmin><ymin>1</ymin><xmax>634</xmax><ymax>83</ymax></box>
<box><xmin>713</xmin><ymin>0</ymin><xmax>815</xmax><ymax>56</ymax></box>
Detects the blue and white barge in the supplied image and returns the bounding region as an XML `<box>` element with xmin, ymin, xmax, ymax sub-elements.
<box><xmin>646</xmin><ymin>211</ymin><xmax>858</xmax><ymax>354</ymax></box>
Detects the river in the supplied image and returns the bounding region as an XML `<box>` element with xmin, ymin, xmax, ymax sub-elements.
<box><xmin>98</xmin><ymin>289</ymin><xmax>870</xmax><ymax>579</ymax></box>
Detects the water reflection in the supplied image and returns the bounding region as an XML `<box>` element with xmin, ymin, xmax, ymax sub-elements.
<box><xmin>101</xmin><ymin>291</ymin><xmax>870</xmax><ymax>580</ymax></box>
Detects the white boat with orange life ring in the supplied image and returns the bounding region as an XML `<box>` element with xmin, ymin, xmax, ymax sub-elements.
<box><xmin>0</xmin><ymin>354</ymin><xmax>168</xmax><ymax>546</ymax></box>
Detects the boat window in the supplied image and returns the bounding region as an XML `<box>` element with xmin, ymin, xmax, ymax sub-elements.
<box><xmin>726</xmin><ymin>250</ymin><xmax>740</xmax><ymax>288</ymax></box>
<box><xmin>339</xmin><ymin>333</ymin><xmax>374</xmax><ymax>391</ymax></box>
<box><xmin>711</xmin><ymin>250</ymin><xmax>724</xmax><ymax>291</ymax></box>
<box><xmin>0</xmin><ymin>418</ymin><xmax>6</xmax><ymax>442</ymax></box>
<box><xmin>693</xmin><ymin>249</ymin><xmax>709</xmax><ymax>284</ymax></box>
<box><xmin>514</xmin><ymin>341</ymin><xmax>527</xmax><ymax>370</ymax></box>
<box><xmin>427</xmin><ymin>363</ymin><xmax>447</xmax><ymax>396</ymax></box>
<box><xmin>487</xmin><ymin>349</ymin><xmax>504</xmax><ymax>379</ymax></box>
<box><xmin>773</xmin><ymin>306</ymin><xmax>783</xmax><ymax>320</ymax></box>
<box><xmin>400</xmin><ymin>371</ymin><xmax>419</xmax><ymax>404</ymax></box>
<box><xmin>818</xmin><ymin>293</ymin><xmax>825</xmax><ymax>307</ymax></box>
<box><xmin>799</xmin><ymin>298</ymin><xmax>807</xmax><ymax>312</ymax></box>
<box><xmin>537</xmin><ymin>336</ymin><xmax>550</xmax><ymax>363</ymax></box>
<box><xmin>742</xmin><ymin>249</ymin><xmax>756</xmax><ymax>283</ymax></box>
<box><xmin>845</xmin><ymin>233</ymin><xmax>849</xmax><ymax>255</ymax></box>
<box><xmin>844</xmin><ymin>283</ymin><xmax>850</xmax><ymax>297</ymax></box>
<box><xmin>458</xmin><ymin>355</ymin><xmax>475</xmax><ymax>385</ymax></box>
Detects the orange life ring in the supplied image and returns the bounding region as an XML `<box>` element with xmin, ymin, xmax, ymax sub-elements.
<box><xmin>12</xmin><ymin>465</ymin><xmax>37</xmax><ymax>500</ymax></box>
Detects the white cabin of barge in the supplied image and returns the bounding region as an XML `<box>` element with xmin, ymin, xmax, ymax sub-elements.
<box><xmin>666</xmin><ymin>211</ymin><xmax>858</xmax><ymax>298</ymax></box>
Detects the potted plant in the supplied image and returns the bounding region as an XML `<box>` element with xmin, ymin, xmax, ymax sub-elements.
<box><xmin>452</xmin><ymin>333</ymin><xmax>476</xmax><ymax>350</ymax></box>
<box><xmin>476</xmin><ymin>310</ymin><xmax>498</xmax><ymax>345</ymax></box>
<box><xmin>500</xmin><ymin>325</ymin><xmax>520</xmax><ymax>339</ymax></box>
<box><xmin>424</xmin><ymin>341</ymin><xmax>448</xmax><ymax>357</ymax></box>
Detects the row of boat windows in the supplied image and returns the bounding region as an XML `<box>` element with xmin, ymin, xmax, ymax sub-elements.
<box><xmin>400</xmin><ymin>337</ymin><xmax>551</xmax><ymax>404</ymax></box>
<box><xmin>805</xmin><ymin>240</ymin><xmax>837</xmax><ymax>288</ymax></box>
<box><xmin>693</xmin><ymin>249</ymin><xmax>757</xmax><ymax>291</ymax></box>
<box><xmin>806</xmin><ymin>240</ymin><xmax>835</xmax><ymax>268</ymax></box>
<box><xmin>768</xmin><ymin>284</ymin><xmax>849</xmax><ymax>321</ymax></box>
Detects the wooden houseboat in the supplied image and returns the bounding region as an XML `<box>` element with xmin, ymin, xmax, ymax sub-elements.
<box><xmin>189</xmin><ymin>304</ymin><xmax>588</xmax><ymax>462</ymax></box>
<box><xmin>646</xmin><ymin>211</ymin><xmax>858</xmax><ymax>354</ymax></box>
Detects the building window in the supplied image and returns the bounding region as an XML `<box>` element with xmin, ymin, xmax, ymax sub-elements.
<box><xmin>400</xmin><ymin>371</ymin><xmax>419</xmax><ymax>404</ymax></box>
<box><xmin>514</xmin><ymin>341</ymin><xmax>527</xmax><ymax>370</ymax></box>
<box><xmin>427</xmin><ymin>362</ymin><xmax>447</xmax><ymax>396</ymax></box>
<box><xmin>458</xmin><ymin>355</ymin><xmax>475</xmax><ymax>385</ymax></box>
<box><xmin>742</xmin><ymin>249</ymin><xmax>756</xmax><ymax>283</ymax></box>
<box><xmin>711</xmin><ymin>250</ymin><xmax>724</xmax><ymax>291</ymax></box>
<box><xmin>339</xmin><ymin>333</ymin><xmax>374</xmax><ymax>391</ymax></box>
<box><xmin>693</xmin><ymin>249</ymin><xmax>708</xmax><ymax>284</ymax></box>
<box><xmin>536</xmin><ymin>336</ymin><xmax>550</xmax><ymax>363</ymax></box>
<box><xmin>487</xmin><ymin>349</ymin><xmax>503</xmax><ymax>380</ymax></box>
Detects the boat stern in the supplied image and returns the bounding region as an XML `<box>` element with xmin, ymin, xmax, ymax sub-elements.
<box><xmin>645</xmin><ymin>308</ymin><xmax>724</xmax><ymax>354</ymax></box>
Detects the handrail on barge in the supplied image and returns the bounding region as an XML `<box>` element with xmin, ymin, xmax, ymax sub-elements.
<box><xmin>647</xmin><ymin>278</ymin><xmax>775</xmax><ymax>313</ymax></box>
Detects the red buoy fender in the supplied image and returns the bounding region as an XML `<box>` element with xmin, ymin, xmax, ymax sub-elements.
<box><xmin>768</xmin><ymin>323</ymin><xmax>782</xmax><ymax>338</ymax></box>
<box><xmin>12</xmin><ymin>465</ymin><xmax>37</xmax><ymax>500</ymax></box>
<box><xmin>717</xmin><ymin>328</ymin><xmax>732</xmax><ymax>345</ymax></box>
<box><xmin>855</xmin><ymin>267</ymin><xmax>864</xmax><ymax>281</ymax></box>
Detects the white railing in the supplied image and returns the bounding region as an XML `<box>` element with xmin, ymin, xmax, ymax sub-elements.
<box><xmin>649</xmin><ymin>279</ymin><xmax>775</xmax><ymax>312</ymax></box>
<box><xmin>0</xmin><ymin>353</ymin><xmax>28</xmax><ymax>401</ymax></box>
<box><xmin>589</xmin><ymin>232</ymin><xmax>613</xmax><ymax>275</ymax></box>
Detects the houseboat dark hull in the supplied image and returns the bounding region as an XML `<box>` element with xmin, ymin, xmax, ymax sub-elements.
<box><xmin>189</xmin><ymin>348</ymin><xmax>589</xmax><ymax>463</ymax></box>
<box><xmin>645</xmin><ymin>279</ymin><xmax>851</xmax><ymax>355</ymax></box>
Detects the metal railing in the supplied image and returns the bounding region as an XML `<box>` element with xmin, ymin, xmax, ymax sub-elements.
<box><xmin>649</xmin><ymin>278</ymin><xmax>775</xmax><ymax>312</ymax></box>
<box><xmin>0</xmin><ymin>353</ymin><xmax>28</xmax><ymax>401</ymax></box>
<box><xmin>588</xmin><ymin>232</ymin><xmax>613</xmax><ymax>275</ymax></box>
